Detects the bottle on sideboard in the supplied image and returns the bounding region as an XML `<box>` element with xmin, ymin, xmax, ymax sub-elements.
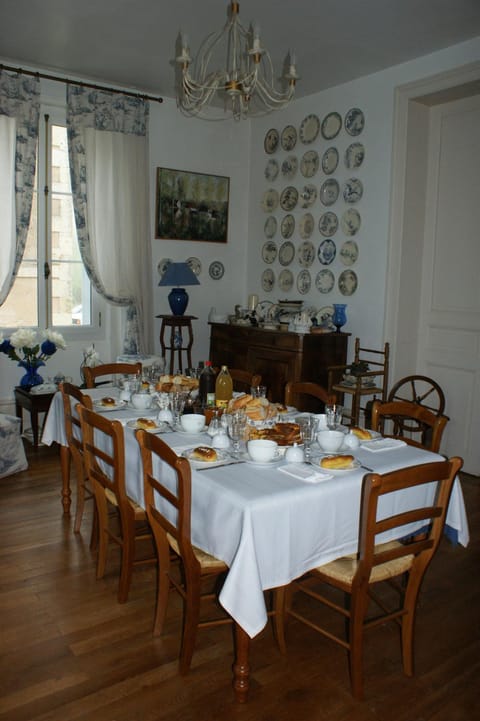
<box><xmin>215</xmin><ymin>365</ymin><xmax>233</xmax><ymax>410</ymax></box>
<box><xmin>198</xmin><ymin>360</ymin><xmax>216</xmax><ymax>408</ymax></box>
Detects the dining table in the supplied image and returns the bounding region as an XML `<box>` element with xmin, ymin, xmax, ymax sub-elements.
<box><xmin>42</xmin><ymin>388</ymin><xmax>470</xmax><ymax>702</ymax></box>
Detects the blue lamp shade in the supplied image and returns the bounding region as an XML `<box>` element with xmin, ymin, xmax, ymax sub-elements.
<box><xmin>158</xmin><ymin>262</ymin><xmax>200</xmax><ymax>316</ymax></box>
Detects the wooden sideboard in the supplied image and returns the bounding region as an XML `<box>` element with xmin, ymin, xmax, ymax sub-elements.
<box><xmin>209</xmin><ymin>323</ymin><xmax>349</xmax><ymax>411</ymax></box>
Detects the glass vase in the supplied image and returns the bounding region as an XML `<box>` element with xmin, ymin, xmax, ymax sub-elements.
<box><xmin>18</xmin><ymin>360</ymin><xmax>44</xmax><ymax>390</ymax></box>
<box><xmin>332</xmin><ymin>304</ymin><xmax>347</xmax><ymax>333</ymax></box>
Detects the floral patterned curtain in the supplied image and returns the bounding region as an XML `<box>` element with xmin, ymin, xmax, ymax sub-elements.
<box><xmin>0</xmin><ymin>70</ymin><xmax>40</xmax><ymax>305</ymax></box>
<box><xmin>67</xmin><ymin>86</ymin><xmax>153</xmax><ymax>354</ymax></box>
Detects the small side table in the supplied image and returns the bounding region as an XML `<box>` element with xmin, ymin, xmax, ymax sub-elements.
<box><xmin>156</xmin><ymin>314</ymin><xmax>198</xmax><ymax>374</ymax></box>
<box><xmin>14</xmin><ymin>386</ymin><xmax>55</xmax><ymax>449</ymax></box>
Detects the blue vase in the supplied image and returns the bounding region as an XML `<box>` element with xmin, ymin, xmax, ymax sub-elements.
<box><xmin>18</xmin><ymin>360</ymin><xmax>45</xmax><ymax>389</ymax></box>
<box><xmin>332</xmin><ymin>304</ymin><xmax>347</xmax><ymax>333</ymax></box>
<box><xmin>168</xmin><ymin>287</ymin><xmax>189</xmax><ymax>316</ymax></box>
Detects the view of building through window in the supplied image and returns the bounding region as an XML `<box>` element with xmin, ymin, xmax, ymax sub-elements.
<box><xmin>0</xmin><ymin>120</ymin><xmax>91</xmax><ymax>329</ymax></box>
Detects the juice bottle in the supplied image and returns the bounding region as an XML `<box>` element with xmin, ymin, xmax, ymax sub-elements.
<box><xmin>215</xmin><ymin>365</ymin><xmax>233</xmax><ymax>410</ymax></box>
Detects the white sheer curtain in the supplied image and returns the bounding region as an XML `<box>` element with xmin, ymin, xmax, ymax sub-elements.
<box><xmin>67</xmin><ymin>86</ymin><xmax>153</xmax><ymax>353</ymax></box>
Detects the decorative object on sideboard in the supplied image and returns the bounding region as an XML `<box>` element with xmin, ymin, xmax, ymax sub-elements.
<box><xmin>175</xmin><ymin>1</ymin><xmax>298</xmax><ymax>121</ymax></box>
<box><xmin>158</xmin><ymin>261</ymin><xmax>200</xmax><ymax>316</ymax></box>
<box><xmin>332</xmin><ymin>303</ymin><xmax>347</xmax><ymax>333</ymax></box>
<box><xmin>0</xmin><ymin>328</ymin><xmax>66</xmax><ymax>389</ymax></box>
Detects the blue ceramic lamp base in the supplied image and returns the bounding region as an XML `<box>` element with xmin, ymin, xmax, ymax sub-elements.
<box><xmin>168</xmin><ymin>288</ymin><xmax>189</xmax><ymax>316</ymax></box>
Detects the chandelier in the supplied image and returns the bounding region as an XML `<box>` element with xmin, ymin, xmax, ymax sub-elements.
<box><xmin>175</xmin><ymin>1</ymin><xmax>299</xmax><ymax>121</ymax></box>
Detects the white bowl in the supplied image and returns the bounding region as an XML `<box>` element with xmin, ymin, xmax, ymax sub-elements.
<box><xmin>180</xmin><ymin>413</ymin><xmax>206</xmax><ymax>433</ymax></box>
<box><xmin>317</xmin><ymin>430</ymin><xmax>345</xmax><ymax>453</ymax></box>
<box><xmin>247</xmin><ymin>439</ymin><xmax>278</xmax><ymax>463</ymax></box>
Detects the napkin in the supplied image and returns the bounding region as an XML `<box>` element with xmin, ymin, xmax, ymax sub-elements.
<box><xmin>278</xmin><ymin>463</ymin><xmax>333</xmax><ymax>483</ymax></box>
<box><xmin>361</xmin><ymin>438</ymin><xmax>407</xmax><ymax>452</ymax></box>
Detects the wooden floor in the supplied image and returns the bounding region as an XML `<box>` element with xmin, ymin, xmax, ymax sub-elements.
<box><xmin>0</xmin><ymin>442</ymin><xmax>478</xmax><ymax>721</ymax></box>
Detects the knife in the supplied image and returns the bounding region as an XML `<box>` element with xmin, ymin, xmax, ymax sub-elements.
<box><xmin>196</xmin><ymin>460</ymin><xmax>247</xmax><ymax>471</ymax></box>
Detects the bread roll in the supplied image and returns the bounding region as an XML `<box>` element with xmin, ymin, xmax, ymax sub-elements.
<box><xmin>351</xmin><ymin>427</ymin><xmax>372</xmax><ymax>440</ymax></box>
<box><xmin>136</xmin><ymin>417</ymin><xmax>157</xmax><ymax>430</ymax></box>
<box><xmin>320</xmin><ymin>454</ymin><xmax>355</xmax><ymax>470</ymax></box>
<box><xmin>190</xmin><ymin>446</ymin><xmax>218</xmax><ymax>462</ymax></box>
<box><xmin>100</xmin><ymin>396</ymin><xmax>116</xmax><ymax>407</ymax></box>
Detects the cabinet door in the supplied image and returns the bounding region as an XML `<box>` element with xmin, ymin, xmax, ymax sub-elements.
<box><xmin>246</xmin><ymin>347</ymin><xmax>300</xmax><ymax>403</ymax></box>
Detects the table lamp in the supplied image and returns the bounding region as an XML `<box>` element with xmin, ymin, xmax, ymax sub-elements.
<box><xmin>158</xmin><ymin>261</ymin><xmax>200</xmax><ymax>315</ymax></box>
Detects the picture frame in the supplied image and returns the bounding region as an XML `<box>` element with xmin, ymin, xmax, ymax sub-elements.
<box><xmin>155</xmin><ymin>167</ymin><xmax>230</xmax><ymax>242</ymax></box>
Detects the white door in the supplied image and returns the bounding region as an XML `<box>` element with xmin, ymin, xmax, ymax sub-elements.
<box><xmin>418</xmin><ymin>94</ymin><xmax>480</xmax><ymax>473</ymax></box>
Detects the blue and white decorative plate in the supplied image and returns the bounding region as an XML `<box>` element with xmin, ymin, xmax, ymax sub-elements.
<box><xmin>344</xmin><ymin>108</ymin><xmax>365</xmax><ymax>136</ymax></box>
<box><xmin>209</xmin><ymin>261</ymin><xmax>225</xmax><ymax>280</ymax></box>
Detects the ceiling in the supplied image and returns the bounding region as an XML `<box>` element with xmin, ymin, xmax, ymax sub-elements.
<box><xmin>1</xmin><ymin>0</ymin><xmax>479</xmax><ymax>104</ymax></box>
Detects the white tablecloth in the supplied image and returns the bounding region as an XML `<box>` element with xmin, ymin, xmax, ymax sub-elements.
<box><xmin>42</xmin><ymin>390</ymin><xmax>470</xmax><ymax>638</ymax></box>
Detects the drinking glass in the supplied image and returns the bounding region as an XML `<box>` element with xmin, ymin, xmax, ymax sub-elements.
<box><xmin>326</xmin><ymin>403</ymin><xmax>343</xmax><ymax>430</ymax></box>
<box><xmin>170</xmin><ymin>391</ymin><xmax>186</xmax><ymax>426</ymax></box>
<box><xmin>251</xmin><ymin>385</ymin><xmax>267</xmax><ymax>398</ymax></box>
<box><xmin>227</xmin><ymin>411</ymin><xmax>247</xmax><ymax>457</ymax></box>
<box><xmin>298</xmin><ymin>415</ymin><xmax>318</xmax><ymax>460</ymax></box>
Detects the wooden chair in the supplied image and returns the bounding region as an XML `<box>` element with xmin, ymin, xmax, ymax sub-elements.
<box><xmin>83</xmin><ymin>362</ymin><xmax>142</xmax><ymax>389</ymax></box>
<box><xmin>284</xmin><ymin>380</ymin><xmax>333</xmax><ymax>413</ymax></box>
<box><xmin>328</xmin><ymin>338</ymin><xmax>390</xmax><ymax>426</ymax></box>
<box><xmin>136</xmin><ymin>429</ymin><xmax>231</xmax><ymax>673</ymax></box>
<box><xmin>59</xmin><ymin>382</ymin><xmax>96</xmax><ymax>543</ymax></box>
<box><xmin>274</xmin><ymin>456</ymin><xmax>463</xmax><ymax>700</ymax></box>
<box><xmin>371</xmin><ymin>399</ymin><xmax>449</xmax><ymax>453</ymax></box>
<box><xmin>78</xmin><ymin>405</ymin><xmax>155</xmax><ymax>603</ymax></box>
<box><xmin>229</xmin><ymin>369</ymin><xmax>262</xmax><ymax>394</ymax></box>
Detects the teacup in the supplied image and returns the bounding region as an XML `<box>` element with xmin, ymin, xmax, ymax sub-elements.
<box><xmin>180</xmin><ymin>413</ymin><xmax>206</xmax><ymax>433</ymax></box>
<box><xmin>247</xmin><ymin>439</ymin><xmax>278</xmax><ymax>463</ymax></box>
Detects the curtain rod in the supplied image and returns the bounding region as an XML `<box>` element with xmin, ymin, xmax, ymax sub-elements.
<box><xmin>0</xmin><ymin>63</ymin><xmax>163</xmax><ymax>104</ymax></box>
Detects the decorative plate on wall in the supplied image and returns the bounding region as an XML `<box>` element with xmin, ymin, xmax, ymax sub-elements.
<box><xmin>297</xmin><ymin>269</ymin><xmax>311</xmax><ymax>294</ymax></box>
<box><xmin>321</xmin><ymin>111</ymin><xmax>342</xmax><ymax>140</ymax></box>
<box><xmin>321</xmin><ymin>146</ymin><xmax>339</xmax><ymax>175</ymax></box>
<box><xmin>320</xmin><ymin>178</ymin><xmax>340</xmax><ymax>206</ymax></box>
<box><xmin>281</xmin><ymin>214</ymin><xmax>295</xmax><ymax>239</ymax></box>
<box><xmin>300</xmin><ymin>150</ymin><xmax>319</xmax><ymax>178</ymax></box>
<box><xmin>209</xmin><ymin>261</ymin><xmax>225</xmax><ymax>280</ymax></box>
<box><xmin>299</xmin><ymin>212</ymin><xmax>315</xmax><ymax>239</ymax></box>
<box><xmin>319</xmin><ymin>211</ymin><xmax>339</xmax><ymax>237</ymax></box>
<box><xmin>279</xmin><ymin>241</ymin><xmax>295</xmax><ymax>266</ymax></box>
<box><xmin>299</xmin><ymin>114</ymin><xmax>320</xmax><ymax>144</ymax></box>
<box><xmin>315</xmin><ymin>269</ymin><xmax>335</xmax><ymax>294</ymax></box>
<box><xmin>264</xmin><ymin>215</ymin><xmax>277</xmax><ymax>238</ymax></box>
<box><xmin>264</xmin><ymin>128</ymin><xmax>280</xmax><ymax>154</ymax></box>
<box><xmin>261</xmin><ymin>268</ymin><xmax>275</xmax><ymax>292</ymax></box>
<box><xmin>281</xmin><ymin>155</ymin><xmax>298</xmax><ymax>180</ymax></box>
<box><xmin>186</xmin><ymin>257</ymin><xmax>202</xmax><ymax>276</ymax></box>
<box><xmin>298</xmin><ymin>240</ymin><xmax>316</xmax><ymax>267</ymax></box>
<box><xmin>344</xmin><ymin>108</ymin><xmax>365</xmax><ymax>136</ymax></box>
<box><xmin>157</xmin><ymin>257</ymin><xmax>172</xmax><ymax>277</ymax></box>
<box><xmin>299</xmin><ymin>183</ymin><xmax>317</xmax><ymax>208</ymax></box>
<box><xmin>264</xmin><ymin>158</ymin><xmax>279</xmax><ymax>181</ymax></box>
<box><xmin>341</xmin><ymin>208</ymin><xmax>361</xmax><ymax>236</ymax></box>
<box><xmin>340</xmin><ymin>239</ymin><xmax>359</xmax><ymax>266</ymax></box>
<box><xmin>343</xmin><ymin>177</ymin><xmax>364</xmax><ymax>204</ymax></box>
<box><xmin>318</xmin><ymin>238</ymin><xmax>336</xmax><ymax>265</ymax></box>
<box><xmin>344</xmin><ymin>142</ymin><xmax>365</xmax><ymax>169</ymax></box>
<box><xmin>278</xmin><ymin>268</ymin><xmax>294</xmax><ymax>292</ymax></box>
<box><xmin>261</xmin><ymin>188</ymin><xmax>279</xmax><ymax>212</ymax></box>
<box><xmin>338</xmin><ymin>269</ymin><xmax>358</xmax><ymax>295</ymax></box>
<box><xmin>280</xmin><ymin>186</ymin><xmax>299</xmax><ymax>211</ymax></box>
<box><xmin>262</xmin><ymin>240</ymin><xmax>277</xmax><ymax>264</ymax></box>
<box><xmin>281</xmin><ymin>124</ymin><xmax>298</xmax><ymax>151</ymax></box>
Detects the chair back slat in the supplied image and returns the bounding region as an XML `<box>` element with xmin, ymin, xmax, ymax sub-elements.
<box><xmin>371</xmin><ymin>399</ymin><xmax>449</xmax><ymax>452</ymax></box>
<box><xmin>83</xmin><ymin>362</ymin><xmax>142</xmax><ymax>388</ymax></box>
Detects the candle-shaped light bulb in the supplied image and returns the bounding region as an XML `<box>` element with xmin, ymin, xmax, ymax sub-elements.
<box><xmin>253</xmin><ymin>23</ymin><xmax>261</xmax><ymax>51</ymax></box>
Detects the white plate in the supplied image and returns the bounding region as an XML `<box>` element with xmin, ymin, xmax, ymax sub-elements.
<box><xmin>340</xmin><ymin>240</ymin><xmax>359</xmax><ymax>266</ymax></box>
<box><xmin>209</xmin><ymin>261</ymin><xmax>225</xmax><ymax>280</ymax></box>
<box><xmin>126</xmin><ymin>419</ymin><xmax>166</xmax><ymax>433</ymax></box>
<box><xmin>183</xmin><ymin>448</ymin><xmax>230</xmax><ymax>464</ymax></box>
<box><xmin>281</xmin><ymin>214</ymin><xmax>295</xmax><ymax>239</ymax></box>
<box><xmin>186</xmin><ymin>257</ymin><xmax>201</xmax><ymax>276</ymax></box>
<box><xmin>322</xmin><ymin>146</ymin><xmax>339</xmax><ymax>175</ymax></box>
<box><xmin>300</xmin><ymin>150</ymin><xmax>319</xmax><ymax>178</ymax></box>
<box><xmin>264</xmin><ymin>216</ymin><xmax>277</xmax><ymax>239</ymax></box>
<box><xmin>338</xmin><ymin>269</ymin><xmax>358</xmax><ymax>296</ymax></box>
<box><xmin>315</xmin><ymin>269</ymin><xmax>335</xmax><ymax>294</ymax></box>
<box><xmin>264</xmin><ymin>158</ymin><xmax>279</xmax><ymax>181</ymax></box>
<box><xmin>280</xmin><ymin>186</ymin><xmax>298</xmax><ymax>211</ymax></box>
<box><xmin>240</xmin><ymin>452</ymin><xmax>283</xmax><ymax>467</ymax></box>
<box><xmin>318</xmin><ymin>211</ymin><xmax>338</xmax><ymax>237</ymax></box>
<box><xmin>299</xmin><ymin>114</ymin><xmax>320</xmax><ymax>144</ymax></box>
<box><xmin>278</xmin><ymin>269</ymin><xmax>294</xmax><ymax>292</ymax></box>
<box><xmin>313</xmin><ymin>456</ymin><xmax>361</xmax><ymax>473</ymax></box>
<box><xmin>264</xmin><ymin>128</ymin><xmax>279</xmax><ymax>154</ymax></box>
<box><xmin>299</xmin><ymin>184</ymin><xmax>317</xmax><ymax>208</ymax></box>
<box><xmin>176</xmin><ymin>425</ymin><xmax>208</xmax><ymax>434</ymax></box>
<box><xmin>279</xmin><ymin>241</ymin><xmax>295</xmax><ymax>266</ymax></box>
<box><xmin>343</xmin><ymin>178</ymin><xmax>363</xmax><ymax>204</ymax></box>
<box><xmin>320</xmin><ymin>178</ymin><xmax>340</xmax><ymax>206</ymax></box>
<box><xmin>341</xmin><ymin>208</ymin><xmax>361</xmax><ymax>236</ymax></box>
<box><xmin>157</xmin><ymin>257</ymin><xmax>172</xmax><ymax>278</ymax></box>
<box><xmin>321</xmin><ymin>111</ymin><xmax>342</xmax><ymax>140</ymax></box>
<box><xmin>298</xmin><ymin>240</ymin><xmax>315</xmax><ymax>267</ymax></box>
<box><xmin>344</xmin><ymin>108</ymin><xmax>365</xmax><ymax>136</ymax></box>
<box><xmin>261</xmin><ymin>188</ymin><xmax>279</xmax><ymax>212</ymax></box>
<box><xmin>345</xmin><ymin>142</ymin><xmax>365</xmax><ymax>169</ymax></box>
<box><xmin>299</xmin><ymin>213</ymin><xmax>315</xmax><ymax>239</ymax></box>
<box><xmin>262</xmin><ymin>240</ymin><xmax>277</xmax><ymax>264</ymax></box>
<box><xmin>281</xmin><ymin>155</ymin><xmax>298</xmax><ymax>180</ymax></box>
<box><xmin>261</xmin><ymin>268</ymin><xmax>275</xmax><ymax>292</ymax></box>
<box><xmin>281</xmin><ymin>124</ymin><xmax>297</xmax><ymax>151</ymax></box>
<box><xmin>318</xmin><ymin>238</ymin><xmax>336</xmax><ymax>265</ymax></box>
<box><xmin>297</xmin><ymin>269</ymin><xmax>311</xmax><ymax>295</ymax></box>
<box><xmin>94</xmin><ymin>399</ymin><xmax>126</xmax><ymax>412</ymax></box>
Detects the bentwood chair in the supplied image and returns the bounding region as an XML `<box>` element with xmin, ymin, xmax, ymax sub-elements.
<box><xmin>136</xmin><ymin>429</ymin><xmax>231</xmax><ymax>673</ymax></box>
<box><xmin>274</xmin><ymin>456</ymin><xmax>463</xmax><ymax>700</ymax></box>
<box><xmin>371</xmin><ymin>399</ymin><xmax>449</xmax><ymax>453</ymax></box>
<box><xmin>83</xmin><ymin>362</ymin><xmax>142</xmax><ymax>388</ymax></box>
<box><xmin>284</xmin><ymin>380</ymin><xmax>333</xmax><ymax>413</ymax></box>
<box><xmin>78</xmin><ymin>405</ymin><xmax>155</xmax><ymax>603</ymax></box>
<box><xmin>59</xmin><ymin>382</ymin><xmax>96</xmax><ymax>543</ymax></box>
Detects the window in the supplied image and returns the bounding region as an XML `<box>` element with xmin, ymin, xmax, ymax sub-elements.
<box><xmin>0</xmin><ymin>106</ymin><xmax>101</xmax><ymax>333</ymax></box>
